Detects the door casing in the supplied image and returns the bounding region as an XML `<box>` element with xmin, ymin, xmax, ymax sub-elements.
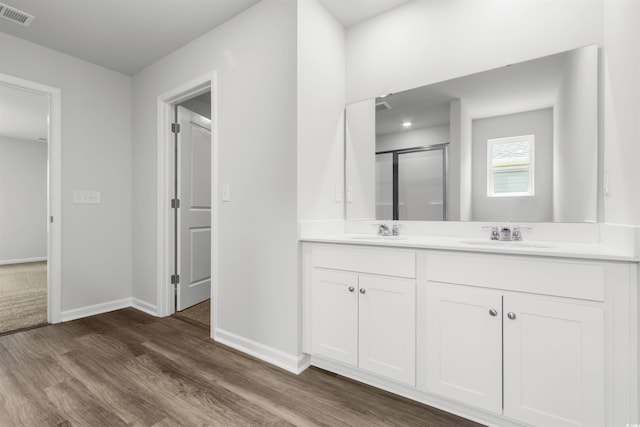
<box><xmin>156</xmin><ymin>72</ymin><xmax>217</xmax><ymax>333</ymax></box>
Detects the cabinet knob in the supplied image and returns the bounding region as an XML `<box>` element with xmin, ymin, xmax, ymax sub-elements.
<box><xmin>348</xmin><ymin>286</ymin><xmax>355</xmax><ymax>293</ymax></box>
<box><xmin>507</xmin><ymin>312</ymin><xmax>517</xmax><ymax>320</ymax></box>
<box><xmin>359</xmin><ymin>288</ymin><xmax>366</xmax><ymax>294</ymax></box>
<box><xmin>489</xmin><ymin>309</ymin><xmax>498</xmax><ymax>317</ymax></box>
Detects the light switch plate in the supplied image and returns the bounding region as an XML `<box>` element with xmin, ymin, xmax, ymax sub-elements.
<box><xmin>222</xmin><ymin>184</ymin><xmax>231</xmax><ymax>202</ymax></box>
<box><xmin>74</xmin><ymin>190</ymin><xmax>101</xmax><ymax>204</ymax></box>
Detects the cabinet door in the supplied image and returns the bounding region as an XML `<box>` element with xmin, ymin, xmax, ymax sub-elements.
<box><xmin>310</xmin><ymin>269</ymin><xmax>358</xmax><ymax>366</ymax></box>
<box><xmin>425</xmin><ymin>284</ymin><xmax>503</xmax><ymax>414</ymax></box>
<box><xmin>358</xmin><ymin>275</ymin><xmax>416</xmax><ymax>386</ymax></box>
<box><xmin>503</xmin><ymin>295</ymin><xmax>604</xmax><ymax>427</ymax></box>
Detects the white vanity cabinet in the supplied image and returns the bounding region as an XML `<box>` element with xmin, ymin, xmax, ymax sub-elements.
<box><xmin>426</xmin><ymin>284</ymin><xmax>604</xmax><ymax>426</ymax></box>
<box><xmin>303</xmin><ymin>241</ymin><xmax>638</xmax><ymax>427</ymax></box>
<box><xmin>424</xmin><ymin>252</ymin><xmax>613</xmax><ymax>427</ymax></box>
<box><xmin>306</xmin><ymin>244</ymin><xmax>416</xmax><ymax>386</ymax></box>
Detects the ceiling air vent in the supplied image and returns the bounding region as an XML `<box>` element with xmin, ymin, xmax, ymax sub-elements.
<box><xmin>0</xmin><ymin>2</ymin><xmax>35</xmax><ymax>27</ymax></box>
<box><xmin>376</xmin><ymin>101</ymin><xmax>391</xmax><ymax>112</ymax></box>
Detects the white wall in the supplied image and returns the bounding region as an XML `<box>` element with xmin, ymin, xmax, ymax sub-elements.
<box><xmin>602</xmin><ymin>0</ymin><xmax>640</xmax><ymax>226</ymax></box>
<box><xmin>297</xmin><ymin>0</ymin><xmax>345</xmax><ymax>221</ymax></box>
<box><xmin>553</xmin><ymin>45</ymin><xmax>598</xmax><ymax>223</ymax></box>
<box><xmin>0</xmin><ymin>33</ymin><xmax>133</xmax><ymax>313</ymax></box>
<box><xmin>0</xmin><ymin>136</ymin><xmax>47</xmax><ymax>263</ymax></box>
<box><xmin>346</xmin><ymin>0</ymin><xmax>603</xmax><ymax>104</ymax></box>
<box><xmin>472</xmin><ymin>108</ymin><xmax>554</xmax><ymax>222</ymax></box>
<box><xmin>376</xmin><ymin>124</ymin><xmax>448</xmax><ymax>152</ymax></box>
<box><xmin>345</xmin><ymin>0</ymin><xmax>640</xmax><ymax>229</ymax></box>
<box><xmin>345</xmin><ymin>99</ymin><xmax>376</xmax><ymax>219</ymax></box>
<box><xmin>132</xmin><ymin>0</ymin><xmax>300</xmax><ymax>359</ymax></box>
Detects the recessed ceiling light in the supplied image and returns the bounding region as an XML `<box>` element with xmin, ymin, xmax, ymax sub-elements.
<box><xmin>402</xmin><ymin>121</ymin><xmax>412</xmax><ymax>128</ymax></box>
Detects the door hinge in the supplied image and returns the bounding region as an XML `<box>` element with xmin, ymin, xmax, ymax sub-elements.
<box><xmin>171</xmin><ymin>274</ymin><xmax>180</xmax><ymax>285</ymax></box>
<box><xmin>171</xmin><ymin>123</ymin><xmax>180</xmax><ymax>133</ymax></box>
<box><xmin>171</xmin><ymin>198</ymin><xmax>180</xmax><ymax>209</ymax></box>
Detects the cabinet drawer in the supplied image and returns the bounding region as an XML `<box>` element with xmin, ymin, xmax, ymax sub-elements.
<box><xmin>312</xmin><ymin>244</ymin><xmax>416</xmax><ymax>278</ymax></box>
<box><xmin>426</xmin><ymin>252</ymin><xmax>604</xmax><ymax>301</ymax></box>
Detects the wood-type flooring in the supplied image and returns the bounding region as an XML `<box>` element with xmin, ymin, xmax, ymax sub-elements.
<box><xmin>0</xmin><ymin>308</ymin><xmax>482</xmax><ymax>426</ymax></box>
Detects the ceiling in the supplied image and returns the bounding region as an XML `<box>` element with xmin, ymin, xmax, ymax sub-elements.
<box><xmin>0</xmin><ymin>0</ymin><xmax>412</xmax><ymax>142</ymax></box>
<box><xmin>0</xmin><ymin>0</ymin><xmax>413</xmax><ymax>76</ymax></box>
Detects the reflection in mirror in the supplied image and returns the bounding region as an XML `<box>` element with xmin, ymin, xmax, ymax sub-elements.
<box><xmin>345</xmin><ymin>44</ymin><xmax>598</xmax><ymax>223</ymax></box>
<box><xmin>376</xmin><ymin>144</ymin><xmax>448</xmax><ymax>220</ymax></box>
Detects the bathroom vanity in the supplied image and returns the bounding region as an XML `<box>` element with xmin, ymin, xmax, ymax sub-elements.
<box><xmin>301</xmin><ymin>235</ymin><xmax>638</xmax><ymax>427</ymax></box>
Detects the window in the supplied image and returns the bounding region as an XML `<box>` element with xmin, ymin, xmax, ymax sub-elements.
<box><xmin>487</xmin><ymin>135</ymin><xmax>534</xmax><ymax>197</ymax></box>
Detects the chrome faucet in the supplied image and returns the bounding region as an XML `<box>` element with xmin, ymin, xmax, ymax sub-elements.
<box><xmin>499</xmin><ymin>226</ymin><xmax>512</xmax><ymax>241</ymax></box>
<box><xmin>483</xmin><ymin>225</ymin><xmax>532</xmax><ymax>241</ymax></box>
<box><xmin>512</xmin><ymin>226</ymin><xmax>532</xmax><ymax>241</ymax></box>
<box><xmin>377</xmin><ymin>223</ymin><xmax>391</xmax><ymax>236</ymax></box>
<box><xmin>483</xmin><ymin>226</ymin><xmax>500</xmax><ymax>240</ymax></box>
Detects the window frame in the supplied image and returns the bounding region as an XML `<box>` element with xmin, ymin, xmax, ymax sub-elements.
<box><xmin>486</xmin><ymin>135</ymin><xmax>535</xmax><ymax>198</ymax></box>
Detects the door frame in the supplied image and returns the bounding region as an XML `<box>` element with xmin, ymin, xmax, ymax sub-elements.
<box><xmin>0</xmin><ymin>73</ymin><xmax>62</xmax><ymax>324</ymax></box>
<box><xmin>156</xmin><ymin>72</ymin><xmax>218</xmax><ymax>331</ymax></box>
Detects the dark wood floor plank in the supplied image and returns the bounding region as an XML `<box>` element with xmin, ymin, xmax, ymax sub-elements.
<box><xmin>44</xmin><ymin>377</ymin><xmax>129</xmax><ymax>426</ymax></box>
<box><xmin>0</xmin><ymin>308</ymin><xmax>483</xmax><ymax>427</ymax></box>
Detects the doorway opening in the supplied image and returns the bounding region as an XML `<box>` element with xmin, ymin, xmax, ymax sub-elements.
<box><xmin>172</xmin><ymin>95</ymin><xmax>212</xmax><ymax>325</ymax></box>
<box><xmin>156</xmin><ymin>73</ymin><xmax>217</xmax><ymax>335</ymax></box>
<box><xmin>0</xmin><ymin>74</ymin><xmax>62</xmax><ymax>332</ymax></box>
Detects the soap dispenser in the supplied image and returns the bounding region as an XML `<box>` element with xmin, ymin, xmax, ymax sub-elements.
<box><xmin>392</xmin><ymin>222</ymin><xmax>399</xmax><ymax>236</ymax></box>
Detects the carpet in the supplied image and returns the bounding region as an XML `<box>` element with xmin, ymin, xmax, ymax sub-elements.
<box><xmin>174</xmin><ymin>299</ymin><xmax>210</xmax><ymax>327</ymax></box>
<box><xmin>0</xmin><ymin>261</ymin><xmax>47</xmax><ymax>334</ymax></box>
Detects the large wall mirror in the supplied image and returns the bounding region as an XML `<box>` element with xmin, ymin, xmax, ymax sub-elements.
<box><xmin>345</xmin><ymin>44</ymin><xmax>599</xmax><ymax>223</ymax></box>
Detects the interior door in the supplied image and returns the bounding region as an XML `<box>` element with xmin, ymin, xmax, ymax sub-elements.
<box><xmin>176</xmin><ymin>106</ymin><xmax>211</xmax><ymax>311</ymax></box>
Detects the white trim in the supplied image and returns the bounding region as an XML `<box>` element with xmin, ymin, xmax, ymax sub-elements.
<box><xmin>310</xmin><ymin>356</ymin><xmax>521</xmax><ymax>427</ymax></box>
<box><xmin>61</xmin><ymin>298</ymin><xmax>132</xmax><ymax>322</ymax></box>
<box><xmin>215</xmin><ymin>328</ymin><xmax>310</xmax><ymax>375</ymax></box>
<box><xmin>131</xmin><ymin>298</ymin><xmax>158</xmax><ymax>316</ymax></box>
<box><xmin>0</xmin><ymin>73</ymin><xmax>62</xmax><ymax>325</ymax></box>
<box><xmin>0</xmin><ymin>257</ymin><xmax>47</xmax><ymax>265</ymax></box>
<box><xmin>156</xmin><ymin>72</ymin><xmax>218</xmax><ymax>336</ymax></box>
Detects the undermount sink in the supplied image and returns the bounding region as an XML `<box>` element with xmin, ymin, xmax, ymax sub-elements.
<box><xmin>461</xmin><ymin>240</ymin><xmax>557</xmax><ymax>249</ymax></box>
<box><xmin>348</xmin><ymin>235</ymin><xmax>408</xmax><ymax>241</ymax></box>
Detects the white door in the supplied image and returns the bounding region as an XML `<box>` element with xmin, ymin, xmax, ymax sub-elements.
<box><xmin>358</xmin><ymin>275</ymin><xmax>416</xmax><ymax>386</ymax></box>
<box><xmin>503</xmin><ymin>295</ymin><xmax>605</xmax><ymax>427</ymax></box>
<box><xmin>177</xmin><ymin>106</ymin><xmax>211</xmax><ymax>311</ymax></box>
<box><xmin>425</xmin><ymin>284</ymin><xmax>503</xmax><ymax>414</ymax></box>
<box><xmin>311</xmin><ymin>269</ymin><xmax>358</xmax><ymax>366</ymax></box>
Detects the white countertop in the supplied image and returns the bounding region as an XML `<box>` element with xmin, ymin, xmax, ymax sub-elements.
<box><xmin>300</xmin><ymin>233</ymin><xmax>639</xmax><ymax>262</ymax></box>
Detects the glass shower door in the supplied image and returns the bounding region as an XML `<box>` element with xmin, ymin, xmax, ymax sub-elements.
<box><xmin>398</xmin><ymin>149</ymin><xmax>446</xmax><ymax>220</ymax></box>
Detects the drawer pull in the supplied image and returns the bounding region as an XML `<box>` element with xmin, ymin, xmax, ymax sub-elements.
<box><xmin>348</xmin><ymin>286</ymin><xmax>355</xmax><ymax>293</ymax></box>
<box><xmin>360</xmin><ymin>288</ymin><xmax>366</xmax><ymax>294</ymax></box>
<box><xmin>507</xmin><ymin>312</ymin><xmax>517</xmax><ymax>320</ymax></box>
<box><xmin>489</xmin><ymin>309</ymin><xmax>498</xmax><ymax>317</ymax></box>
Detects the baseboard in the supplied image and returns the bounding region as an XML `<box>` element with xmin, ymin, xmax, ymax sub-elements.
<box><xmin>0</xmin><ymin>257</ymin><xmax>47</xmax><ymax>266</ymax></box>
<box><xmin>310</xmin><ymin>356</ymin><xmax>520</xmax><ymax>427</ymax></box>
<box><xmin>131</xmin><ymin>298</ymin><xmax>158</xmax><ymax>316</ymax></box>
<box><xmin>214</xmin><ymin>328</ymin><xmax>309</xmax><ymax>375</ymax></box>
<box><xmin>61</xmin><ymin>297</ymin><xmax>132</xmax><ymax>322</ymax></box>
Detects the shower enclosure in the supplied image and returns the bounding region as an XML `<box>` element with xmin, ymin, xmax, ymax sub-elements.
<box><xmin>375</xmin><ymin>143</ymin><xmax>448</xmax><ymax>221</ymax></box>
